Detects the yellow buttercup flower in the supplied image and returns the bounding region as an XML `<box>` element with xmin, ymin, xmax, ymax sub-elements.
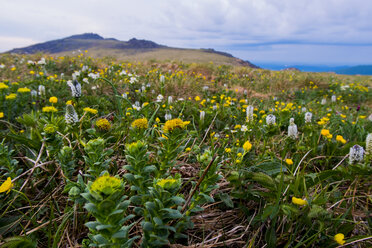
<box><xmin>0</xmin><ymin>82</ymin><xmax>9</xmax><ymax>90</ymax></box>
<box><xmin>336</xmin><ymin>135</ymin><xmax>347</xmax><ymax>144</ymax></box>
<box><xmin>6</xmin><ymin>94</ymin><xmax>17</xmax><ymax>100</ymax></box>
<box><xmin>66</xmin><ymin>100</ymin><xmax>73</xmax><ymax>105</ymax></box>
<box><xmin>0</xmin><ymin>112</ymin><xmax>3</xmax><ymax>118</ymax></box>
<box><xmin>243</xmin><ymin>141</ymin><xmax>252</xmax><ymax>152</ymax></box>
<box><xmin>334</xmin><ymin>233</ymin><xmax>346</xmax><ymax>245</ymax></box>
<box><xmin>17</xmin><ymin>87</ymin><xmax>31</xmax><ymax>93</ymax></box>
<box><xmin>49</xmin><ymin>96</ymin><xmax>58</xmax><ymax>104</ymax></box>
<box><xmin>0</xmin><ymin>177</ymin><xmax>14</xmax><ymax>194</ymax></box>
<box><xmin>42</xmin><ymin>106</ymin><xmax>58</xmax><ymax>113</ymax></box>
<box><xmin>321</xmin><ymin>129</ymin><xmax>330</xmax><ymax>137</ymax></box>
<box><xmin>285</xmin><ymin>159</ymin><xmax>293</xmax><ymax>165</ymax></box>
<box><xmin>131</xmin><ymin>118</ymin><xmax>148</xmax><ymax>129</ymax></box>
<box><xmin>292</xmin><ymin>196</ymin><xmax>307</xmax><ymax>206</ymax></box>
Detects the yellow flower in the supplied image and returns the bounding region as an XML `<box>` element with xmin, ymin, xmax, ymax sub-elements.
<box><xmin>359</xmin><ymin>115</ymin><xmax>366</xmax><ymax>119</ymax></box>
<box><xmin>321</xmin><ymin>129</ymin><xmax>330</xmax><ymax>137</ymax></box>
<box><xmin>0</xmin><ymin>112</ymin><xmax>3</xmax><ymax>118</ymax></box>
<box><xmin>0</xmin><ymin>82</ymin><xmax>9</xmax><ymax>90</ymax></box>
<box><xmin>185</xmin><ymin>147</ymin><xmax>191</xmax><ymax>152</ymax></box>
<box><xmin>163</xmin><ymin>118</ymin><xmax>190</xmax><ymax>133</ymax></box>
<box><xmin>49</xmin><ymin>96</ymin><xmax>58</xmax><ymax>104</ymax></box>
<box><xmin>156</xmin><ymin>178</ymin><xmax>177</xmax><ymax>188</ymax></box>
<box><xmin>17</xmin><ymin>87</ymin><xmax>31</xmax><ymax>93</ymax></box>
<box><xmin>237</xmin><ymin>153</ymin><xmax>243</xmax><ymax>157</ymax></box>
<box><xmin>96</xmin><ymin>118</ymin><xmax>111</xmax><ymax>130</ymax></box>
<box><xmin>29</xmin><ymin>70</ymin><xmax>35</xmax><ymax>75</ymax></box>
<box><xmin>66</xmin><ymin>100</ymin><xmax>73</xmax><ymax>105</ymax></box>
<box><xmin>131</xmin><ymin>118</ymin><xmax>148</xmax><ymax>129</ymax></box>
<box><xmin>42</xmin><ymin>106</ymin><xmax>57</xmax><ymax>113</ymax></box>
<box><xmin>194</xmin><ymin>96</ymin><xmax>201</xmax><ymax>101</ymax></box>
<box><xmin>243</xmin><ymin>141</ymin><xmax>252</xmax><ymax>152</ymax></box>
<box><xmin>336</xmin><ymin>135</ymin><xmax>347</xmax><ymax>144</ymax></box>
<box><xmin>286</xmin><ymin>159</ymin><xmax>293</xmax><ymax>165</ymax></box>
<box><xmin>90</xmin><ymin>175</ymin><xmax>122</xmax><ymax>195</ymax></box>
<box><xmin>83</xmin><ymin>107</ymin><xmax>98</xmax><ymax>115</ymax></box>
<box><xmin>292</xmin><ymin>196</ymin><xmax>307</xmax><ymax>206</ymax></box>
<box><xmin>0</xmin><ymin>177</ymin><xmax>14</xmax><ymax>194</ymax></box>
<box><xmin>6</xmin><ymin>94</ymin><xmax>17</xmax><ymax>100</ymax></box>
<box><xmin>155</xmin><ymin>117</ymin><xmax>160</xmax><ymax>123</ymax></box>
<box><xmin>334</xmin><ymin>233</ymin><xmax>346</xmax><ymax>245</ymax></box>
<box><xmin>225</xmin><ymin>148</ymin><xmax>231</xmax><ymax>153</ymax></box>
<box><xmin>11</xmin><ymin>67</ymin><xmax>16</xmax><ymax>71</ymax></box>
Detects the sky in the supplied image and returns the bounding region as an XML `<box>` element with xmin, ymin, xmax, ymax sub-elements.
<box><xmin>1</xmin><ymin>0</ymin><xmax>372</xmax><ymax>65</ymax></box>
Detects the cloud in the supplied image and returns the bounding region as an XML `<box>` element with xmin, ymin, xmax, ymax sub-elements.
<box><xmin>1</xmin><ymin>0</ymin><xmax>372</xmax><ymax>64</ymax></box>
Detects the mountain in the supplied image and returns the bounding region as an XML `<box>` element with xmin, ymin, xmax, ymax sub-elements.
<box><xmin>335</xmin><ymin>65</ymin><xmax>372</xmax><ymax>75</ymax></box>
<box><xmin>6</xmin><ymin>33</ymin><xmax>258</xmax><ymax>67</ymax></box>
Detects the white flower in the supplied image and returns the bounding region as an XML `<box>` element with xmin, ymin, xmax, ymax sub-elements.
<box><xmin>368</xmin><ymin>114</ymin><xmax>372</xmax><ymax>122</ymax></box>
<box><xmin>168</xmin><ymin>96</ymin><xmax>173</xmax><ymax>104</ymax></box>
<box><xmin>31</xmin><ymin>90</ymin><xmax>37</xmax><ymax>98</ymax></box>
<box><xmin>129</xmin><ymin>77</ymin><xmax>137</xmax><ymax>84</ymax></box>
<box><xmin>266</xmin><ymin>114</ymin><xmax>276</xmax><ymax>125</ymax></box>
<box><xmin>120</xmin><ymin>70</ymin><xmax>127</xmax><ymax>76</ymax></box>
<box><xmin>67</xmin><ymin>80</ymin><xmax>82</xmax><ymax>98</ymax></box>
<box><xmin>321</xmin><ymin>98</ymin><xmax>327</xmax><ymax>105</ymax></box>
<box><xmin>340</xmin><ymin>85</ymin><xmax>350</xmax><ymax>91</ymax></box>
<box><xmin>331</xmin><ymin>95</ymin><xmax>336</xmax><ymax>102</ymax></box>
<box><xmin>273</xmin><ymin>97</ymin><xmax>277</xmax><ymax>101</ymax></box>
<box><xmin>81</xmin><ymin>65</ymin><xmax>89</xmax><ymax>72</ymax></box>
<box><xmin>200</xmin><ymin>111</ymin><xmax>205</xmax><ymax>121</ymax></box>
<box><xmin>202</xmin><ymin>86</ymin><xmax>209</xmax><ymax>91</ymax></box>
<box><xmin>141</xmin><ymin>86</ymin><xmax>146</xmax><ymax>92</ymax></box>
<box><xmin>213</xmin><ymin>105</ymin><xmax>217</xmax><ymax>111</ymax></box>
<box><xmin>177</xmin><ymin>98</ymin><xmax>184</xmax><ymax>101</ymax></box>
<box><xmin>288</xmin><ymin>118</ymin><xmax>298</xmax><ymax>139</ymax></box>
<box><xmin>122</xmin><ymin>93</ymin><xmax>127</xmax><ymax>99</ymax></box>
<box><xmin>156</xmin><ymin>94</ymin><xmax>164</xmax><ymax>102</ymax></box>
<box><xmin>165</xmin><ymin>113</ymin><xmax>172</xmax><ymax>120</ymax></box>
<box><xmin>88</xmin><ymin>72</ymin><xmax>100</xmax><ymax>79</ymax></box>
<box><xmin>160</xmin><ymin>75</ymin><xmax>165</xmax><ymax>83</ymax></box>
<box><xmin>37</xmin><ymin>58</ymin><xmax>46</xmax><ymax>65</ymax></box>
<box><xmin>246</xmin><ymin>105</ymin><xmax>254</xmax><ymax>122</ymax></box>
<box><xmin>349</xmin><ymin>145</ymin><xmax>364</xmax><ymax>164</ymax></box>
<box><xmin>302</xmin><ymin>107</ymin><xmax>307</xmax><ymax>113</ymax></box>
<box><xmin>241</xmin><ymin>125</ymin><xmax>248</xmax><ymax>132</ymax></box>
<box><xmin>366</xmin><ymin>133</ymin><xmax>372</xmax><ymax>155</ymax></box>
<box><xmin>243</xmin><ymin>89</ymin><xmax>248</xmax><ymax>95</ymax></box>
<box><xmin>38</xmin><ymin>85</ymin><xmax>45</xmax><ymax>96</ymax></box>
<box><xmin>83</xmin><ymin>78</ymin><xmax>89</xmax><ymax>84</ymax></box>
<box><xmin>305</xmin><ymin>112</ymin><xmax>312</xmax><ymax>123</ymax></box>
<box><xmin>27</xmin><ymin>60</ymin><xmax>35</xmax><ymax>65</ymax></box>
<box><xmin>65</xmin><ymin>104</ymin><xmax>79</xmax><ymax>124</ymax></box>
<box><xmin>146</xmin><ymin>83</ymin><xmax>151</xmax><ymax>88</ymax></box>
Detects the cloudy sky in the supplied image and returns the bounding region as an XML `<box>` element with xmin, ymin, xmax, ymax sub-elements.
<box><xmin>1</xmin><ymin>0</ymin><xmax>372</xmax><ymax>65</ymax></box>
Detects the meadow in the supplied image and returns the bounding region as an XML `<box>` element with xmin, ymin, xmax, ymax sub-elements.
<box><xmin>0</xmin><ymin>52</ymin><xmax>371</xmax><ymax>247</ymax></box>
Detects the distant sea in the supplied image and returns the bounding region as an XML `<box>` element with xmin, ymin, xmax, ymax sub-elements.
<box><xmin>255</xmin><ymin>63</ymin><xmax>372</xmax><ymax>75</ymax></box>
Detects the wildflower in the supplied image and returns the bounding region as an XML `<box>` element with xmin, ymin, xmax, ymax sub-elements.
<box><xmin>241</xmin><ymin>125</ymin><xmax>248</xmax><ymax>132</ymax></box>
<box><xmin>243</xmin><ymin>141</ymin><xmax>252</xmax><ymax>152</ymax></box>
<box><xmin>83</xmin><ymin>107</ymin><xmax>97</xmax><ymax>115</ymax></box>
<box><xmin>156</xmin><ymin>94</ymin><xmax>164</xmax><ymax>102</ymax></box>
<box><xmin>331</xmin><ymin>95</ymin><xmax>336</xmax><ymax>102</ymax></box>
<box><xmin>321</xmin><ymin>98</ymin><xmax>326</xmax><ymax>105</ymax></box>
<box><xmin>66</xmin><ymin>100</ymin><xmax>73</xmax><ymax>105</ymax></box>
<box><xmin>366</xmin><ymin>133</ymin><xmax>372</xmax><ymax>155</ymax></box>
<box><xmin>6</xmin><ymin>94</ymin><xmax>17</xmax><ymax>100</ymax></box>
<box><xmin>200</xmin><ymin>111</ymin><xmax>205</xmax><ymax>121</ymax></box>
<box><xmin>168</xmin><ymin>96</ymin><xmax>173</xmax><ymax>104</ymax></box>
<box><xmin>349</xmin><ymin>145</ymin><xmax>364</xmax><ymax>164</ymax></box>
<box><xmin>96</xmin><ymin>118</ymin><xmax>111</xmax><ymax>130</ymax></box>
<box><xmin>305</xmin><ymin>112</ymin><xmax>312</xmax><ymax>123</ymax></box>
<box><xmin>90</xmin><ymin>175</ymin><xmax>122</xmax><ymax>195</ymax></box>
<box><xmin>286</xmin><ymin>159</ymin><xmax>293</xmax><ymax>165</ymax></box>
<box><xmin>160</xmin><ymin>75</ymin><xmax>165</xmax><ymax>83</ymax></box>
<box><xmin>0</xmin><ymin>177</ymin><xmax>13</xmax><ymax>194</ymax></box>
<box><xmin>246</xmin><ymin>105</ymin><xmax>254</xmax><ymax>122</ymax></box>
<box><xmin>67</xmin><ymin>80</ymin><xmax>82</xmax><ymax>98</ymax></box>
<box><xmin>122</xmin><ymin>93</ymin><xmax>128</xmax><ymax>99</ymax></box>
<box><xmin>292</xmin><ymin>196</ymin><xmax>307</xmax><ymax>206</ymax></box>
<box><xmin>301</xmin><ymin>107</ymin><xmax>307</xmax><ymax>112</ymax></box>
<box><xmin>336</xmin><ymin>135</ymin><xmax>347</xmax><ymax>144</ymax></box>
<box><xmin>0</xmin><ymin>82</ymin><xmax>9</xmax><ymax>90</ymax></box>
<box><xmin>131</xmin><ymin>118</ymin><xmax>148</xmax><ymax>129</ymax></box>
<box><xmin>163</xmin><ymin>118</ymin><xmax>190</xmax><ymax>133</ymax></box>
<box><xmin>38</xmin><ymin>85</ymin><xmax>45</xmax><ymax>96</ymax></box>
<box><xmin>185</xmin><ymin>147</ymin><xmax>191</xmax><ymax>152</ymax></box>
<box><xmin>65</xmin><ymin>105</ymin><xmax>78</xmax><ymax>124</ymax></box>
<box><xmin>321</xmin><ymin>129</ymin><xmax>332</xmax><ymax>139</ymax></box>
<box><xmin>266</xmin><ymin>114</ymin><xmax>276</xmax><ymax>125</ymax></box>
<box><xmin>17</xmin><ymin>87</ymin><xmax>31</xmax><ymax>93</ymax></box>
<box><xmin>288</xmin><ymin>118</ymin><xmax>298</xmax><ymax>139</ymax></box>
<box><xmin>0</xmin><ymin>112</ymin><xmax>3</xmax><ymax>118</ymax></box>
<box><xmin>334</xmin><ymin>233</ymin><xmax>346</xmax><ymax>245</ymax></box>
<box><xmin>43</xmin><ymin>124</ymin><xmax>56</xmax><ymax>134</ymax></box>
<box><xmin>195</xmin><ymin>96</ymin><xmax>201</xmax><ymax>101</ymax></box>
<box><xmin>31</xmin><ymin>90</ymin><xmax>37</xmax><ymax>97</ymax></box>
<box><xmin>42</xmin><ymin>106</ymin><xmax>58</xmax><ymax>113</ymax></box>
<box><xmin>156</xmin><ymin>178</ymin><xmax>178</xmax><ymax>189</ymax></box>
<box><xmin>49</xmin><ymin>96</ymin><xmax>58</xmax><ymax>104</ymax></box>
<box><xmin>368</xmin><ymin>114</ymin><xmax>372</xmax><ymax>122</ymax></box>
<box><xmin>225</xmin><ymin>148</ymin><xmax>231</xmax><ymax>153</ymax></box>
<box><xmin>165</xmin><ymin>113</ymin><xmax>172</xmax><ymax>121</ymax></box>
<box><xmin>237</xmin><ymin>153</ymin><xmax>243</xmax><ymax>157</ymax></box>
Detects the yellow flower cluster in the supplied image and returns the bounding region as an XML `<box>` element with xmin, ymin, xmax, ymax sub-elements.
<box><xmin>83</xmin><ymin>107</ymin><xmax>98</xmax><ymax>115</ymax></box>
<box><xmin>6</xmin><ymin>94</ymin><xmax>17</xmax><ymax>100</ymax></box>
<box><xmin>0</xmin><ymin>112</ymin><xmax>3</xmax><ymax>118</ymax></box>
<box><xmin>49</xmin><ymin>96</ymin><xmax>58</xmax><ymax>103</ymax></box>
<box><xmin>163</xmin><ymin>118</ymin><xmax>190</xmax><ymax>133</ymax></box>
<box><xmin>292</xmin><ymin>196</ymin><xmax>307</xmax><ymax>206</ymax></box>
<box><xmin>317</xmin><ymin>117</ymin><xmax>330</xmax><ymax>125</ymax></box>
<box><xmin>42</xmin><ymin>106</ymin><xmax>58</xmax><ymax>112</ymax></box>
<box><xmin>0</xmin><ymin>177</ymin><xmax>14</xmax><ymax>194</ymax></box>
<box><xmin>17</xmin><ymin>87</ymin><xmax>31</xmax><ymax>93</ymax></box>
<box><xmin>334</xmin><ymin>233</ymin><xmax>346</xmax><ymax>245</ymax></box>
<box><xmin>157</xmin><ymin>178</ymin><xmax>177</xmax><ymax>188</ymax></box>
<box><xmin>96</xmin><ymin>118</ymin><xmax>111</xmax><ymax>130</ymax></box>
<box><xmin>336</xmin><ymin>135</ymin><xmax>347</xmax><ymax>144</ymax></box>
<box><xmin>0</xmin><ymin>82</ymin><xmax>9</xmax><ymax>90</ymax></box>
<box><xmin>243</xmin><ymin>141</ymin><xmax>252</xmax><ymax>152</ymax></box>
<box><xmin>321</xmin><ymin>129</ymin><xmax>332</xmax><ymax>139</ymax></box>
<box><xmin>90</xmin><ymin>175</ymin><xmax>122</xmax><ymax>195</ymax></box>
<box><xmin>131</xmin><ymin>118</ymin><xmax>148</xmax><ymax>129</ymax></box>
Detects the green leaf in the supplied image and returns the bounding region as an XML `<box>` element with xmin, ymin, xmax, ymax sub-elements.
<box><xmin>161</xmin><ymin>208</ymin><xmax>183</xmax><ymax>219</ymax></box>
<box><xmin>96</xmin><ymin>224</ymin><xmax>113</xmax><ymax>230</ymax></box>
<box><xmin>219</xmin><ymin>193</ymin><xmax>234</xmax><ymax>208</ymax></box>
<box><xmin>85</xmin><ymin>221</ymin><xmax>100</xmax><ymax>230</ymax></box>
<box><xmin>142</xmin><ymin>221</ymin><xmax>154</xmax><ymax>232</ymax></box>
